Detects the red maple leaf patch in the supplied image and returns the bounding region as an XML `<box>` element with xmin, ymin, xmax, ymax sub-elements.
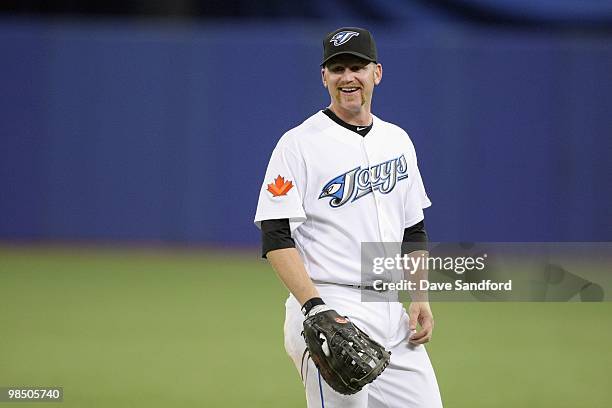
<box><xmin>267</xmin><ymin>175</ymin><xmax>294</xmax><ymax>197</ymax></box>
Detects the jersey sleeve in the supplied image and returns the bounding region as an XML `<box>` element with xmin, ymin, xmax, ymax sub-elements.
<box><xmin>254</xmin><ymin>141</ymin><xmax>307</xmax><ymax>232</ymax></box>
<box><xmin>404</xmin><ymin>138</ymin><xmax>432</xmax><ymax>228</ymax></box>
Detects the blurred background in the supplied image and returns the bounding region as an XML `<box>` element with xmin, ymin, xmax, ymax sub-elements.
<box><xmin>1</xmin><ymin>1</ymin><xmax>611</xmax><ymax>407</ymax></box>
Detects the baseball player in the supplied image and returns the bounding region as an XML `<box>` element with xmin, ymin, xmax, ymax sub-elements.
<box><xmin>255</xmin><ymin>27</ymin><xmax>443</xmax><ymax>407</ymax></box>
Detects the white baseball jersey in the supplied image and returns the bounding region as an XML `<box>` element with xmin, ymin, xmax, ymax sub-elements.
<box><xmin>254</xmin><ymin>110</ymin><xmax>431</xmax><ymax>286</ymax></box>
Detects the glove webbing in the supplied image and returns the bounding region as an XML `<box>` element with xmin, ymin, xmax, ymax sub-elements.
<box><xmin>328</xmin><ymin>328</ymin><xmax>381</xmax><ymax>383</ymax></box>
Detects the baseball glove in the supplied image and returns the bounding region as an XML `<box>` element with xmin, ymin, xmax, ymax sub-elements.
<box><xmin>302</xmin><ymin>309</ymin><xmax>391</xmax><ymax>395</ymax></box>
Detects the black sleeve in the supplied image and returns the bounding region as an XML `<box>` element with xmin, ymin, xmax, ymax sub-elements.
<box><xmin>401</xmin><ymin>220</ymin><xmax>428</xmax><ymax>254</ymax></box>
<box><xmin>261</xmin><ymin>218</ymin><xmax>296</xmax><ymax>259</ymax></box>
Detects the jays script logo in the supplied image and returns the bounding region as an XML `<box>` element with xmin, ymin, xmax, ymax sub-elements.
<box><xmin>329</xmin><ymin>31</ymin><xmax>360</xmax><ymax>46</ymax></box>
<box><xmin>319</xmin><ymin>155</ymin><xmax>409</xmax><ymax>208</ymax></box>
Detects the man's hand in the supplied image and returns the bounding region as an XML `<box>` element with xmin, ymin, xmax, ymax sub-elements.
<box><xmin>408</xmin><ymin>301</ymin><xmax>434</xmax><ymax>345</ymax></box>
<box><xmin>302</xmin><ymin>309</ymin><xmax>391</xmax><ymax>395</ymax></box>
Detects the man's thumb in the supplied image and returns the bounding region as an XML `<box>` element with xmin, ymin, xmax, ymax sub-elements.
<box><xmin>409</xmin><ymin>311</ymin><xmax>418</xmax><ymax>331</ymax></box>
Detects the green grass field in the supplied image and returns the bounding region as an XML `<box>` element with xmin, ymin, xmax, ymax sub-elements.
<box><xmin>1</xmin><ymin>245</ymin><xmax>611</xmax><ymax>407</ymax></box>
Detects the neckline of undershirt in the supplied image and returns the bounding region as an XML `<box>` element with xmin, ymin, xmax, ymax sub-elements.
<box><xmin>322</xmin><ymin>108</ymin><xmax>373</xmax><ymax>137</ymax></box>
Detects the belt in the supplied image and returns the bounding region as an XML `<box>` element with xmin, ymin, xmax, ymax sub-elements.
<box><xmin>312</xmin><ymin>280</ymin><xmax>389</xmax><ymax>292</ymax></box>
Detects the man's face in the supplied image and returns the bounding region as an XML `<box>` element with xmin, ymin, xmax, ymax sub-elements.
<box><xmin>321</xmin><ymin>54</ymin><xmax>382</xmax><ymax>114</ymax></box>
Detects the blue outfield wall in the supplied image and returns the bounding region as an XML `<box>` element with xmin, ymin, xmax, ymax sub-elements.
<box><xmin>1</xmin><ymin>19</ymin><xmax>611</xmax><ymax>244</ymax></box>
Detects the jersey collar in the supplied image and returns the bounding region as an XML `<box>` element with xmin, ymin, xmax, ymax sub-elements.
<box><xmin>321</xmin><ymin>108</ymin><xmax>373</xmax><ymax>137</ymax></box>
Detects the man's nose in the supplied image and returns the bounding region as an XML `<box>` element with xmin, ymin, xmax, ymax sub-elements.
<box><xmin>341</xmin><ymin>70</ymin><xmax>357</xmax><ymax>83</ymax></box>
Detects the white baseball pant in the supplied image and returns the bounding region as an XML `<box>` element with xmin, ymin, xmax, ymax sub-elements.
<box><xmin>283</xmin><ymin>284</ymin><xmax>443</xmax><ymax>408</ymax></box>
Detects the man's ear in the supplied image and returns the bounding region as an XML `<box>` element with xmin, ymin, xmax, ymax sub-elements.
<box><xmin>374</xmin><ymin>63</ymin><xmax>383</xmax><ymax>86</ymax></box>
<box><xmin>321</xmin><ymin>68</ymin><xmax>327</xmax><ymax>88</ymax></box>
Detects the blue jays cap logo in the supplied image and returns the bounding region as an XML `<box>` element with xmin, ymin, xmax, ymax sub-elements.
<box><xmin>329</xmin><ymin>31</ymin><xmax>360</xmax><ymax>46</ymax></box>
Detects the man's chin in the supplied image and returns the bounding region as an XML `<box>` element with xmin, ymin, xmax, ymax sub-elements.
<box><xmin>335</xmin><ymin>101</ymin><xmax>363</xmax><ymax>113</ymax></box>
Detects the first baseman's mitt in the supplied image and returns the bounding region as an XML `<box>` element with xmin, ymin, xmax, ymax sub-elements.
<box><xmin>302</xmin><ymin>309</ymin><xmax>391</xmax><ymax>395</ymax></box>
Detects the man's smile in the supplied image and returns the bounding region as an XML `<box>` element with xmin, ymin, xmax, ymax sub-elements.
<box><xmin>339</xmin><ymin>86</ymin><xmax>360</xmax><ymax>94</ymax></box>
<box><xmin>338</xmin><ymin>86</ymin><xmax>361</xmax><ymax>94</ymax></box>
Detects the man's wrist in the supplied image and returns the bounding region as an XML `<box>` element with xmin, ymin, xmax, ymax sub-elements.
<box><xmin>409</xmin><ymin>291</ymin><xmax>429</xmax><ymax>303</ymax></box>
<box><xmin>301</xmin><ymin>297</ymin><xmax>326</xmax><ymax>316</ymax></box>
